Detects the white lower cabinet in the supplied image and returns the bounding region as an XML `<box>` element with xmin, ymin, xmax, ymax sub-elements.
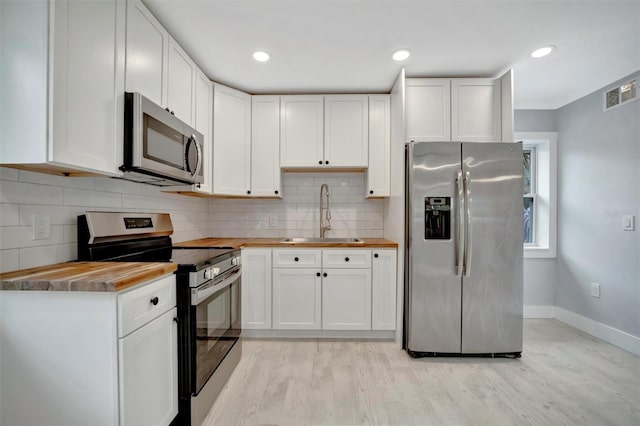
<box><xmin>0</xmin><ymin>274</ymin><xmax>178</xmax><ymax>426</ymax></box>
<box><xmin>322</xmin><ymin>268</ymin><xmax>371</xmax><ymax>330</ymax></box>
<box><xmin>371</xmin><ymin>249</ymin><xmax>397</xmax><ymax>330</ymax></box>
<box><xmin>119</xmin><ymin>307</ymin><xmax>178</xmax><ymax>426</ymax></box>
<box><xmin>245</xmin><ymin>247</ymin><xmax>397</xmax><ymax>333</ymax></box>
<box><xmin>272</xmin><ymin>268</ymin><xmax>322</xmax><ymax>329</ymax></box>
<box><xmin>241</xmin><ymin>248</ymin><xmax>272</xmax><ymax>329</ymax></box>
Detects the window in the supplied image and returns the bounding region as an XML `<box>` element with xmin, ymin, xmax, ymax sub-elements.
<box><xmin>516</xmin><ymin>132</ymin><xmax>557</xmax><ymax>258</ymax></box>
<box><xmin>523</xmin><ymin>147</ymin><xmax>536</xmax><ymax>244</ymax></box>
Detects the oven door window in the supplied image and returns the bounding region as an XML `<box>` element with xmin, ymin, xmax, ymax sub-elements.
<box><xmin>193</xmin><ymin>279</ymin><xmax>240</xmax><ymax>394</ymax></box>
<box><xmin>143</xmin><ymin>114</ymin><xmax>186</xmax><ymax>170</ymax></box>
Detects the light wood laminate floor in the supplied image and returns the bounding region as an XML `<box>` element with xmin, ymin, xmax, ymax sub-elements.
<box><xmin>203</xmin><ymin>319</ymin><xmax>640</xmax><ymax>425</ymax></box>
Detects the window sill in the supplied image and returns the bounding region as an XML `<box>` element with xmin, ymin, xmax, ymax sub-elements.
<box><xmin>524</xmin><ymin>246</ymin><xmax>556</xmax><ymax>259</ymax></box>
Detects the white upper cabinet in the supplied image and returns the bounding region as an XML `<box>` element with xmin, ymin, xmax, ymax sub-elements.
<box><xmin>324</xmin><ymin>95</ymin><xmax>369</xmax><ymax>167</ymax></box>
<box><xmin>406</xmin><ymin>74</ymin><xmax>511</xmax><ymax>143</ymax></box>
<box><xmin>406</xmin><ymin>79</ymin><xmax>451</xmax><ymax>142</ymax></box>
<box><xmin>125</xmin><ymin>0</ymin><xmax>168</xmax><ymax>108</ymax></box>
<box><xmin>166</xmin><ymin>38</ymin><xmax>196</xmax><ymax>125</ymax></box>
<box><xmin>451</xmin><ymin>78</ymin><xmax>501</xmax><ymax>142</ymax></box>
<box><xmin>213</xmin><ymin>83</ymin><xmax>252</xmax><ymax>196</ymax></box>
<box><xmin>251</xmin><ymin>96</ymin><xmax>282</xmax><ymax>197</ymax></box>
<box><xmin>280</xmin><ymin>95</ymin><xmax>324</xmax><ymax>168</ymax></box>
<box><xmin>366</xmin><ymin>95</ymin><xmax>391</xmax><ymax>197</ymax></box>
<box><xmin>192</xmin><ymin>71</ymin><xmax>213</xmax><ymax>194</ymax></box>
<box><xmin>0</xmin><ymin>0</ymin><xmax>125</xmax><ymax>176</ymax></box>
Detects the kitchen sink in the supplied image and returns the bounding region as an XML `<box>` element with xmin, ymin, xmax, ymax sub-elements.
<box><xmin>279</xmin><ymin>237</ymin><xmax>364</xmax><ymax>244</ymax></box>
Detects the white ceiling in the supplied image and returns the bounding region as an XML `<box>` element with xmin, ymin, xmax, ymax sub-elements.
<box><xmin>145</xmin><ymin>0</ymin><xmax>640</xmax><ymax>110</ymax></box>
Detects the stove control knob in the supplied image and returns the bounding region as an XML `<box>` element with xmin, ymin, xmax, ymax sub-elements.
<box><xmin>204</xmin><ymin>268</ymin><xmax>213</xmax><ymax>280</ymax></box>
<box><xmin>204</xmin><ymin>267</ymin><xmax>219</xmax><ymax>280</ymax></box>
<box><xmin>231</xmin><ymin>256</ymin><xmax>241</xmax><ymax>266</ymax></box>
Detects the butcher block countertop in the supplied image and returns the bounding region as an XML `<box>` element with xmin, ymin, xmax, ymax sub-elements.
<box><xmin>173</xmin><ymin>237</ymin><xmax>398</xmax><ymax>248</ymax></box>
<box><xmin>0</xmin><ymin>262</ymin><xmax>178</xmax><ymax>292</ymax></box>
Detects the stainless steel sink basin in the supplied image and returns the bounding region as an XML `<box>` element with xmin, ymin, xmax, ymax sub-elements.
<box><xmin>279</xmin><ymin>237</ymin><xmax>364</xmax><ymax>244</ymax></box>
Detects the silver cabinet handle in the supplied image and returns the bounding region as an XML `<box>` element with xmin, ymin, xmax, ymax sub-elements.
<box><xmin>455</xmin><ymin>170</ymin><xmax>464</xmax><ymax>276</ymax></box>
<box><xmin>463</xmin><ymin>171</ymin><xmax>472</xmax><ymax>277</ymax></box>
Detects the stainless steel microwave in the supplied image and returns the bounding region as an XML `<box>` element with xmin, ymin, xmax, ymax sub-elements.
<box><xmin>120</xmin><ymin>92</ymin><xmax>204</xmax><ymax>186</ymax></box>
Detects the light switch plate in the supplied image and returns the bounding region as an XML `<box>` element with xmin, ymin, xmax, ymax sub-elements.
<box><xmin>590</xmin><ymin>283</ymin><xmax>601</xmax><ymax>298</ymax></box>
<box><xmin>622</xmin><ymin>215</ymin><xmax>635</xmax><ymax>231</ymax></box>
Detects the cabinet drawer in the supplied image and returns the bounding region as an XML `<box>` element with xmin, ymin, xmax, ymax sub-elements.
<box><xmin>322</xmin><ymin>249</ymin><xmax>371</xmax><ymax>268</ymax></box>
<box><xmin>273</xmin><ymin>249</ymin><xmax>321</xmax><ymax>268</ymax></box>
<box><xmin>118</xmin><ymin>274</ymin><xmax>176</xmax><ymax>337</ymax></box>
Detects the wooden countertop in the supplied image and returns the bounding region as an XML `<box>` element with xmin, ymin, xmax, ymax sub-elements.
<box><xmin>0</xmin><ymin>262</ymin><xmax>178</xmax><ymax>292</ymax></box>
<box><xmin>173</xmin><ymin>237</ymin><xmax>398</xmax><ymax>248</ymax></box>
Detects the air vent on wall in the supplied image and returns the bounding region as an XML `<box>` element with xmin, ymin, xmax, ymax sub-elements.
<box><xmin>604</xmin><ymin>79</ymin><xmax>637</xmax><ymax>111</ymax></box>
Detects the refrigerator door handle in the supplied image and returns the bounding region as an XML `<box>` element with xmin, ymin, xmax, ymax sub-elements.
<box><xmin>455</xmin><ymin>170</ymin><xmax>464</xmax><ymax>276</ymax></box>
<box><xmin>463</xmin><ymin>170</ymin><xmax>472</xmax><ymax>277</ymax></box>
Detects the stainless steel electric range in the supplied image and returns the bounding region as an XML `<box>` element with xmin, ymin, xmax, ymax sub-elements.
<box><xmin>77</xmin><ymin>211</ymin><xmax>241</xmax><ymax>426</ymax></box>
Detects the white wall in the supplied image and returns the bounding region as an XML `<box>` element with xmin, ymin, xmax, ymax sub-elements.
<box><xmin>209</xmin><ymin>173</ymin><xmax>384</xmax><ymax>238</ymax></box>
<box><xmin>556</xmin><ymin>72</ymin><xmax>640</xmax><ymax>337</ymax></box>
<box><xmin>0</xmin><ymin>167</ymin><xmax>209</xmax><ymax>273</ymax></box>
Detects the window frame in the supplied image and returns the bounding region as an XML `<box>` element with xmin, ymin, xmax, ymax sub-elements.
<box><xmin>523</xmin><ymin>146</ymin><xmax>537</xmax><ymax>246</ymax></box>
<box><xmin>516</xmin><ymin>132</ymin><xmax>557</xmax><ymax>258</ymax></box>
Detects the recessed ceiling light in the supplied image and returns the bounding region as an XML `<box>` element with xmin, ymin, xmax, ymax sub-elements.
<box><xmin>253</xmin><ymin>51</ymin><xmax>270</xmax><ymax>62</ymax></box>
<box><xmin>392</xmin><ymin>49</ymin><xmax>410</xmax><ymax>61</ymax></box>
<box><xmin>530</xmin><ymin>45</ymin><xmax>555</xmax><ymax>58</ymax></box>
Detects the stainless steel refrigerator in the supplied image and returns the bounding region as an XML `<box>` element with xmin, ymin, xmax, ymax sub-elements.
<box><xmin>404</xmin><ymin>141</ymin><xmax>523</xmax><ymax>357</ymax></box>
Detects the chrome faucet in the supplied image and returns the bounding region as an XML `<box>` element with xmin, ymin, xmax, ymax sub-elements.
<box><xmin>320</xmin><ymin>183</ymin><xmax>331</xmax><ymax>238</ymax></box>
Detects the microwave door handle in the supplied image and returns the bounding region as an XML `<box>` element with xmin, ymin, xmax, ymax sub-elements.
<box><xmin>192</xmin><ymin>134</ymin><xmax>202</xmax><ymax>177</ymax></box>
<box><xmin>191</xmin><ymin>269</ymin><xmax>241</xmax><ymax>305</ymax></box>
<box><xmin>184</xmin><ymin>135</ymin><xmax>202</xmax><ymax>177</ymax></box>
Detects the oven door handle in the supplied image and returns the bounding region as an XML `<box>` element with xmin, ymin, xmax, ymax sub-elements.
<box><xmin>191</xmin><ymin>268</ymin><xmax>241</xmax><ymax>306</ymax></box>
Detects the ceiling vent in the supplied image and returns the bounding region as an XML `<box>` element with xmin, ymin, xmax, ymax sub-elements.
<box><xmin>604</xmin><ymin>79</ymin><xmax>637</xmax><ymax>111</ymax></box>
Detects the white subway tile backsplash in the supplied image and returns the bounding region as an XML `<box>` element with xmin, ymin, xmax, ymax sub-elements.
<box><xmin>0</xmin><ymin>168</ymin><xmax>19</xmax><ymax>181</ymax></box>
<box><xmin>94</xmin><ymin>177</ymin><xmax>142</xmax><ymax>195</ymax></box>
<box><xmin>64</xmin><ymin>188</ymin><xmax>123</xmax><ymax>208</ymax></box>
<box><xmin>0</xmin><ymin>167</ymin><xmax>210</xmax><ymax>272</ymax></box>
<box><xmin>0</xmin><ymin>168</ymin><xmax>386</xmax><ymax>273</ymax></box>
<box><xmin>208</xmin><ymin>173</ymin><xmax>384</xmax><ymax>238</ymax></box>
<box><xmin>0</xmin><ymin>180</ymin><xmax>64</xmax><ymax>205</ymax></box>
<box><xmin>0</xmin><ymin>204</ymin><xmax>20</xmax><ymax>226</ymax></box>
<box><xmin>0</xmin><ymin>225</ymin><xmax>64</xmax><ymax>250</ymax></box>
<box><xmin>19</xmin><ymin>170</ymin><xmax>95</xmax><ymax>190</ymax></box>
<box><xmin>0</xmin><ymin>249</ymin><xmax>20</xmax><ymax>273</ymax></box>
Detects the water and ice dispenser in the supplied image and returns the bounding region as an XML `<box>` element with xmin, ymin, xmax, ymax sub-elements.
<box><xmin>424</xmin><ymin>197</ymin><xmax>451</xmax><ymax>240</ymax></box>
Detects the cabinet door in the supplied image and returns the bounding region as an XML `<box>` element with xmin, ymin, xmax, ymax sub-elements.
<box><xmin>193</xmin><ymin>71</ymin><xmax>213</xmax><ymax>194</ymax></box>
<box><xmin>51</xmin><ymin>0</ymin><xmax>125</xmax><ymax>176</ymax></box>
<box><xmin>405</xmin><ymin>78</ymin><xmax>451</xmax><ymax>142</ymax></box>
<box><xmin>272</xmin><ymin>269</ymin><xmax>321</xmax><ymax>329</ymax></box>
<box><xmin>324</xmin><ymin>95</ymin><xmax>368</xmax><ymax>167</ymax></box>
<box><xmin>371</xmin><ymin>249</ymin><xmax>397</xmax><ymax>330</ymax></box>
<box><xmin>125</xmin><ymin>0</ymin><xmax>168</xmax><ymax>107</ymax></box>
<box><xmin>451</xmin><ymin>79</ymin><xmax>501</xmax><ymax>142</ymax></box>
<box><xmin>241</xmin><ymin>249</ymin><xmax>272</xmax><ymax>329</ymax></box>
<box><xmin>366</xmin><ymin>95</ymin><xmax>390</xmax><ymax>197</ymax></box>
<box><xmin>213</xmin><ymin>84</ymin><xmax>251</xmax><ymax>195</ymax></box>
<box><xmin>280</xmin><ymin>95</ymin><xmax>324</xmax><ymax>168</ymax></box>
<box><xmin>251</xmin><ymin>96</ymin><xmax>282</xmax><ymax>197</ymax></box>
<box><xmin>322</xmin><ymin>268</ymin><xmax>371</xmax><ymax>330</ymax></box>
<box><xmin>166</xmin><ymin>38</ymin><xmax>195</xmax><ymax>125</ymax></box>
<box><xmin>119</xmin><ymin>308</ymin><xmax>178</xmax><ymax>426</ymax></box>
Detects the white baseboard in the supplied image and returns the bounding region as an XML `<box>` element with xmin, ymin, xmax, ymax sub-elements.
<box><xmin>523</xmin><ymin>305</ymin><xmax>555</xmax><ymax>318</ymax></box>
<box><xmin>554</xmin><ymin>307</ymin><xmax>640</xmax><ymax>356</ymax></box>
<box><xmin>242</xmin><ymin>329</ymin><xmax>396</xmax><ymax>340</ymax></box>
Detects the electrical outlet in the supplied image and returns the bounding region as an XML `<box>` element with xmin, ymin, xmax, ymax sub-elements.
<box><xmin>590</xmin><ymin>282</ymin><xmax>601</xmax><ymax>298</ymax></box>
<box><xmin>32</xmin><ymin>214</ymin><xmax>50</xmax><ymax>240</ymax></box>
<box><xmin>269</xmin><ymin>215</ymin><xmax>278</xmax><ymax>227</ymax></box>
